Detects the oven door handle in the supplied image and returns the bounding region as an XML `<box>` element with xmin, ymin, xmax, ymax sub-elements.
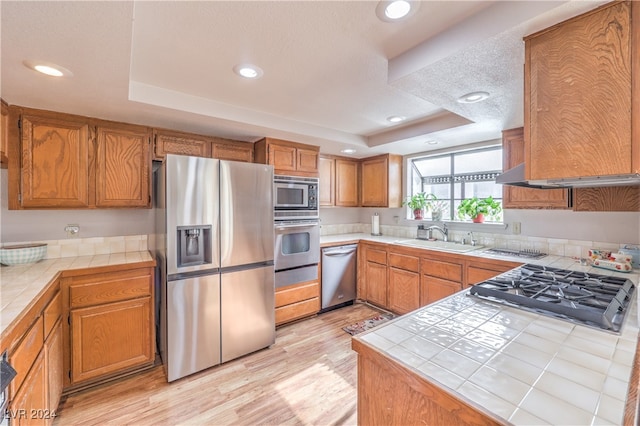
<box><xmin>275</xmin><ymin>222</ymin><xmax>319</xmax><ymax>230</ymax></box>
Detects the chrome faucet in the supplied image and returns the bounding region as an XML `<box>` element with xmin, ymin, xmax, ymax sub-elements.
<box><xmin>467</xmin><ymin>231</ymin><xmax>477</xmax><ymax>246</ymax></box>
<box><xmin>427</xmin><ymin>224</ymin><xmax>448</xmax><ymax>242</ymax></box>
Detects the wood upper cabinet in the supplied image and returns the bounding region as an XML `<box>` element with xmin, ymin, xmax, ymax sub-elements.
<box><xmin>573</xmin><ymin>186</ymin><xmax>640</xmax><ymax>212</ymax></box>
<box><xmin>361</xmin><ymin>154</ymin><xmax>402</xmax><ymax>207</ymax></box>
<box><xmin>501</xmin><ymin>127</ymin><xmax>571</xmax><ymax>209</ymax></box>
<box><xmin>319</xmin><ymin>156</ymin><xmax>335</xmax><ymax>206</ymax></box>
<box><xmin>95</xmin><ymin>123</ymin><xmax>151</xmax><ymax>208</ymax></box>
<box><xmin>9</xmin><ymin>107</ymin><xmax>152</xmax><ymax>209</ymax></box>
<box><xmin>211</xmin><ymin>138</ymin><xmax>253</xmax><ymax>162</ymax></box>
<box><xmin>65</xmin><ymin>267</ymin><xmax>155</xmax><ymax>386</ymax></box>
<box><xmin>18</xmin><ymin>112</ymin><xmax>91</xmax><ymax>208</ymax></box>
<box><xmin>525</xmin><ymin>1</ymin><xmax>639</xmax><ymax>180</ymax></box>
<box><xmin>254</xmin><ymin>137</ymin><xmax>319</xmax><ymax>177</ymax></box>
<box><xmin>153</xmin><ymin>129</ymin><xmax>211</xmax><ymax>160</ymax></box>
<box><xmin>319</xmin><ymin>155</ymin><xmax>359</xmax><ymax>207</ymax></box>
<box><xmin>1</xmin><ymin>99</ymin><xmax>9</xmax><ymax>167</ymax></box>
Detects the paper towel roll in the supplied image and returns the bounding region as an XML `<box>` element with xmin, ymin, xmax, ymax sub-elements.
<box><xmin>371</xmin><ymin>213</ymin><xmax>380</xmax><ymax>235</ymax></box>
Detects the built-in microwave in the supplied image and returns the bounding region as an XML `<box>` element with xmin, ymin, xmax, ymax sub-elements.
<box><xmin>273</xmin><ymin>175</ymin><xmax>319</xmax><ymax>220</ymax></box>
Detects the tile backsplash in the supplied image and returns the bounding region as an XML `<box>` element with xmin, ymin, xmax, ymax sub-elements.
<box><xmin>320</xmin><ymin>223</ymin><xmax>627</xmax><ymax>259</ymax></box>
<box><xmin>1</xmin><ymin>235</ymin><xmax>148</xmax><ymax>259</ymax></box>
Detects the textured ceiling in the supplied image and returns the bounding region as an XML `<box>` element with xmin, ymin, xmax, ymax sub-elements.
<box><xmin>1</xmin><ymin>1</ymin><xmax>607</xmax><ymax>157</ymax></box>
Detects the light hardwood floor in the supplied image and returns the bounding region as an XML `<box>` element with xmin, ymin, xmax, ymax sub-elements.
<box><xmin>54</xmin><ymin>302</ymin><xmax>384</xmax><ymax>425</ymax></box>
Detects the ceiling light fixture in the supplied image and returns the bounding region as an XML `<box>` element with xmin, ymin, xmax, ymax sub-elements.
<box><xmin>457</xmin><ymin>91</ymin><xmax>490</xmax><ymax>104</ymax></box>
<box><xmin>376</xmin><ymin>0</ymin><xmax>418</xmax><ymax>22</ymax></box>
<box><xmin>341</xmin><ymin>148</ymin><xmax>357</xmax><ymax>154</ymax></box>
<box><xmin>233</xmin><ymin>64</ymin><xmax>263</xmax><ymax>79</ymax></box>
<box><xmin>387</xmin><ymin>115</ymin><xmax>406</xmax><ymax>123</ymax></box>
<box><xmin>425</xmin><ymin>140</ymin><xmax>438</xmax><ymax>145</ymax></box>
<box><xmin>23</xmin><ymin>60</ymin><xmax>72</xmax><ymax>77</ymax></box>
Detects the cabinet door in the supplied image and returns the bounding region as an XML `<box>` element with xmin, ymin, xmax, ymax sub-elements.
<box><xmin>361</xmin><ymin>157</ymin><xmax>388</xmax><ymax>207</ymax></box>
<box><xmin>95</xmin><ymin>125</ymin><xmax>151</xmax><ymax>207</ymax></box>
<box><xmin>318</xmin><ymin>157</ymin><xmax>335</xmax><ymax>206</ymax></box>
<box><xmin>526</xmin><ymin>2</ymin><xmax>633</xmax><ymax>179</ymax></box>
<box><xmin>421</xmin><ymin>276</ymin><xmax>461</xmax><ymax>305</ymax></box>
<box><xmin>1</xmin><ymin>100</ymin><xmax>8</xmax><ymax>166</ymax></box>
<box><xmin>45</xmin><ymin>320</ymin><xmax>63</xmax><ymax>417</ymax></box>
<box><xmin>269</xmin><ymin>144</ymin><xmax>297</xmax><ymax>172</ymax></box>
<box><xmin>10</xmin><ymin>350</ymin><xmax>47</xmax><ymax>426</ymax></box>
<box><xmin>573</xmin><ymin>187</ymin><xmax>640</xmax><ymax>212</ymax></box>
<box><xmin>212</xmin><ymin>141</ymin><xmax>253</xmax><ymax>162</ymax></box>
<box><xmin>366</xmin><ymin>261</ymin><xmax>388</xmax><ymax>308</ymax></box>
<box><xmin>71</xmin><ymin>297</ymin><xmax>153</xmax><ymax>384</ymax></box>
<box><xmin>388</xmin><ymin>267</ymin><xmax>420</xmax><ymax>315</ymax></box>
<box><xmin>296</xmin><ymin>148</ymin><xmax>319</xmax><ymax>174</ymax></box>
<box><xmin>335</xmin><ymin>159</ymin><xmax>358</xmax><ymax>207</ymax></box>
<box><xmin>20</xmin><ymin>114</ymin><xmax>90</xmax><ymax>208</ymax></box>
<box><xmin>502</xmin><ymin>128</ymin><xmax>570</xmax><ymax>209</ymax></box>
<box><xmin>154</xmin><ymin>132</ymin><xmax>211</xmax><ymax>160</ymax></box>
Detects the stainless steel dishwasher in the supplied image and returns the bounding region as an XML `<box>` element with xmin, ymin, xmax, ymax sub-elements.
<box><xmin>321</xmin><ymin>244</ymin><xmax>357</xmax><ymax>310</ymax></box>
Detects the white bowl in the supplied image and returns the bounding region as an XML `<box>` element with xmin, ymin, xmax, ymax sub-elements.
<box><xmin>0</xmin><ymin>244</ymin><xmax>47</xmax><ymax>266</ymax></box>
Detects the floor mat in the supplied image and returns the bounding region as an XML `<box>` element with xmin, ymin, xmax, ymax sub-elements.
<box><xmin>342</xmin><ymin>313</ymin><xmax>396</xmax><ymax>336</ymax></box>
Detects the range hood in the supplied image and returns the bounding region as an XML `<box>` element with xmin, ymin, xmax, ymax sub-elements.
<box><xmin>496</xmin><ymin>163</ymin><xmax>640</xmax><ymax>189</ymax></box>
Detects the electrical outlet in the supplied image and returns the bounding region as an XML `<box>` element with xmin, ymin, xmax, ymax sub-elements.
<box><xmin>512</xmin><ymin>221</ymin><xmax>521</xmax><ymax>235</ymax></box>
<box><xmin>65</xmin><ymin>224</ymin><xmax>80</xmax><ymax>237</ymax></box>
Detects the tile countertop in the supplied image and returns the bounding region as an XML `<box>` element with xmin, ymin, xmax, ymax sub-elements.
<box><xmin>354</xmin><ymin>267</ymin><xmax>640</xmax><ymax>425</ymax></box>
<box><xmin>0</xmin><ymin>251</ymin><xmax>154</xmax><ymax>337</ymax></box>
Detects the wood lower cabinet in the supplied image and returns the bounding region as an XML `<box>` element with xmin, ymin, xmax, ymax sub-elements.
<box><xmin>420</xmin><ymin>254</ymin><xmax>464</xmax><ymax>306</ymax></box>
<box><xmin>95</xmin><ymin>123</ymin><xmax>151</xmax><ymax>208</ymax></box>
<box><xmin>502</xmin><ymin>127</ymin><xmax>571</xmax><ymax>209</ymax></box>
<box><xmin>10</xmin><ymin>350</ymin><xmax>48</xmax><ymax>426</ymax></box>
<box><xmin>360</xmin><ymin>154</ymin><xmax>402</xmax><ymax>207</ymax></box>
<box><xmin>254</xmin><ymin>137</ymin><xmax>319</xmax><ymax>177</ymax></box>
<box><xmin>64</xmin><ymin>267</ymin><xmax>155</xmax><ymax>387</ymax></box>
<box><xmin>45</xmin><ymin>321</ymin><xmax>63</xmax><ymax>417</ymax></box>
<box><xmin>353</xmin><ymin>339</ymin><xmax>502</xmax><ymax>426</ymax></box>
<box><xmin>360</xmin><ymin>243</ymin><xmax>389</xmax><ymax>309</ymax></box>
<box><xmin>465</xmin><ymin>258</ymin><xmax>522</xmax><ymax>288</ymax></box>
<box><xmin>388</xmin><ymin>250</ymin><xmax>420</xmax><ymax>314</ymax></box>
<box><xmin>275</xmin><ymin>280</ymin><xmax>320</xmax><ymax>326</ymax></box>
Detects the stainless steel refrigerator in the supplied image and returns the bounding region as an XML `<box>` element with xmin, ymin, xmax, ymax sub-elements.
<box><xmin>154</xmin><ymin>154</ymin><xmax>275</xmax><ymax>382</ymax></box>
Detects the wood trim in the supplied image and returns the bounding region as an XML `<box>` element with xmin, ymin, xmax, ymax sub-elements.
<box><xmin>632</xmin><ymin>0</ymin><xmax>639</xmax><ymax>173</ymax></box>
<box><xmin>624</xmin><ymin>332</ymin><xmax>640</xmax><ymax>425</ymax></box>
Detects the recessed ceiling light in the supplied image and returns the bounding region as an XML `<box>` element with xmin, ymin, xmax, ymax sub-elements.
<box><xmin>457</xmin><ymin>91</ymin><xmax>490</xmax><ymax>104</ymax></box>
<box><xmin>387</xmin><ymin>115</ymin><xmax>406</xmax><ymax>123</ymax></box>
<box><xmin>341</xmin><ymin>148</ymin><xmax>357</xmax><ymax>154</ymax></box>
<box><xmin>425</xmin><ymin>140</ymin><xmax>438</xmax><ymax>145</ymax></box>
<box><xmin>23</xmin><ymin>60</ymin><xmax>72</xmax><ymax>77</ymax></box>
<box><xmin>376</xmin><ymin>1</ymin><xmax>418</xmax><ymax>22</ymax></box>
<box><xmin>233</xmin><ymin>64</ymin><xmax>263</xmax><ymax>79</ymax></box>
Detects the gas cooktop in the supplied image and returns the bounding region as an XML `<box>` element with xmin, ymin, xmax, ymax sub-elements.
<box><xmin>483</xmin><ymin>248</ymin><xmax>547</xmax><ymax>259</ymax></box>
<box><xmin>469</xmin><ymin>263</ymin><xmax>635</xmax><ymax>333</ymax></box>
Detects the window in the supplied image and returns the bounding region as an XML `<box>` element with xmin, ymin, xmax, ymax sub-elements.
<box><xmin>408</xmin><ymin>146</ymin><xmax>503</xmax><ymax>222</ymax></box>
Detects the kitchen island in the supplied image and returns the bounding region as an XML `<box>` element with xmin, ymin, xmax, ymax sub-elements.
<box><xmin>352</xmin><ymin>268</ymin><xmax>639</xmax><ymax>425</ymax></box>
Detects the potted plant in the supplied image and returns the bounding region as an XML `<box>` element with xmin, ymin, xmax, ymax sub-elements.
<box><xmin>456</xmin><ymin>196</ymin><xmax>502</xmax><ymax>223</ymax></box>
<box><xmin>427</xmin><ymin>198</ymin><xmax>448</xmax><ymax>221</ymax></box>
<box><xmin>403</xmin><ymin>192</ymin><xmax>436</xmax><ymax>220</ymax></box>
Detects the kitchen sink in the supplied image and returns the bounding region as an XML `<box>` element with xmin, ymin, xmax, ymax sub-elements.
<box><xmin>393</xmin><ymin>239</ymin><xmax>484</xmax><ymax>253</ymax></box>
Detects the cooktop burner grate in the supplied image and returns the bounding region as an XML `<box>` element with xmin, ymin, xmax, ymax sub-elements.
<box><xmin>483</xmin><ymin>248</ymin><xmax>547</xmax><ymax>259</ymax></box>
<box><xmin>469</xmin><ymin>263</ymin><xmax>635</xmax><ymax>333</ymax></box>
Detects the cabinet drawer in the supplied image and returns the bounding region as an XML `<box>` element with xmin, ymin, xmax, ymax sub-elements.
<box><xmin>10</xmin><ymin>316</ymin><xmax>44</xmax><ymax>396</ymax></box>
<box><xmin>69</xmin><ymin>269</ymin><xmax>152</xmax><ymax>308</ymax></box>
<box><xmin>366</xmin><ymin>248</ymin><xmax>387</xmax><ymax>265</ymax></box>
<box><xmin>275</xmin><ymin>281</ymin><xmax>319</xmax><ymax>308</ymax></box>
<box><xmin>276</xmin><ymin>297</ymin><xmax>320</xmax><ymax>325</ymax></box>
<box><xmin>43</xmin><ymin>291</ymin><xmax>62</xmax><ymax>339</ymax></box>
<box><xmin>421</xmin><ymin>258</ymin><xmax>462</xmax><ymax>282</ymax></box>
<box><xmin>389</xmin><ymin>253</ymin><xmax>420</xmax><ymax>272</ymax></box>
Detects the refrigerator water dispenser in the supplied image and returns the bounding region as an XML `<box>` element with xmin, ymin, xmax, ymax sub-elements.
<box><xmin>177</xmin><ymin>225</ymin><xmax>212</xmax><ymax>267</ymax></box>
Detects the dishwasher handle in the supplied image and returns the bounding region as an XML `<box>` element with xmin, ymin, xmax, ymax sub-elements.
<box><xmin>323</xmin><ymin>246</ymin><xmax>357</xmax><ymax>256</ymax></box>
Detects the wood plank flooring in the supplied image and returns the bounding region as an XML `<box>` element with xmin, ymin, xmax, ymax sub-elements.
<box><xmin>54</xmin><ymin>302</ymin><xmax>383</xmax><ymax>426</ymax></box>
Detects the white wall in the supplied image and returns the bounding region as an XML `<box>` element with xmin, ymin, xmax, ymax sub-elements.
<box><xmin>0</xmin><ymin>169</ymin><xmax>154</xmax><ymax>243</ymax></box>
<box><xmin>320</xmin><ymin>205</ymin><xmax>640</xmax><ymax>245</ymax></box>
